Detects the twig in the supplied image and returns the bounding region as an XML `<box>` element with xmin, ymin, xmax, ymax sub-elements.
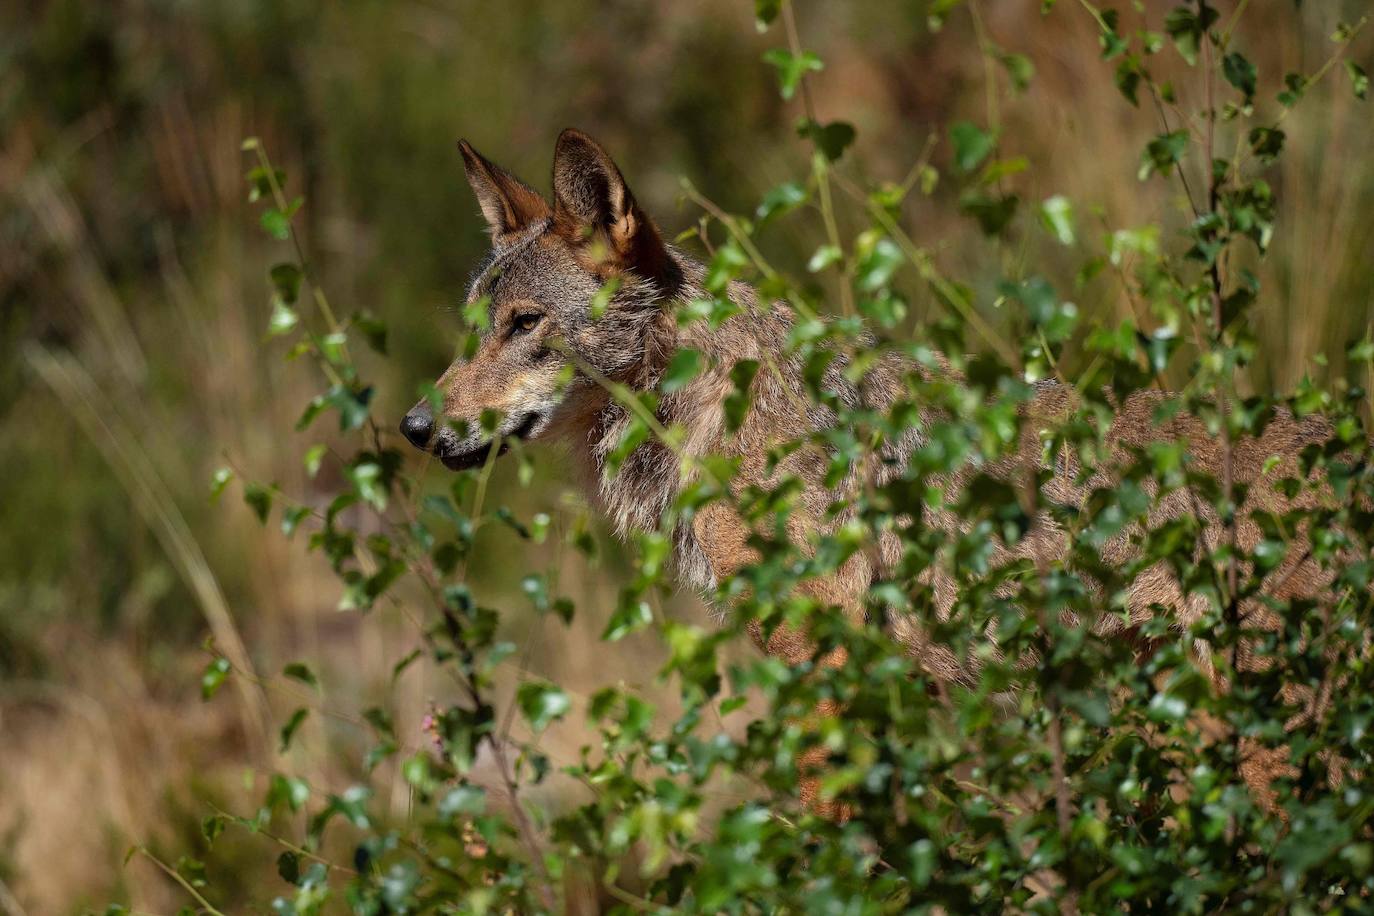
<box><xmin>132</xmin><ymin>847</ymin><xmax>228</xmax><ymax>916</ymax></box>
<box><xmin>209</xmin><ymin>803</ymin><xmax>357</xmax><ymax>875</ymax></box>
<box><xmin>781</xmin><ymin>0</ymin><xmax>853</xmax><ymax>317</ymax></box>
<box><xmin>1199</xmin><ymin>1</ymin><xmax>1241</xmax><ymax>613</ymax></box>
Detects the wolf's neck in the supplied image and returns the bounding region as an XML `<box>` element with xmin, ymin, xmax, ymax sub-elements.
<box><xmin>578</xmin><ymin>252</ymin><xmax>772</xmax><ymax>587</ymax></box>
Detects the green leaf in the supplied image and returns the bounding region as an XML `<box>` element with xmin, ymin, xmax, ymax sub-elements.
<box><xmin>1164</xmin><ymin>5</ymin><xmax>1217</xmax><ymax>66</ymax></box>
<box><xmin>798</xmin><ymin>118</ymin><xmax>856</xmax><ymax>162</ymax></box>
<box><xmin>516</xmin><ymin>682</ymin><xmax>571</xmax><ymax>732</ymax></box>
<box><xmin>268</xmin><ymin>773</ymin><xmax>310</xmax><ymax>811</ymax></box>
<box><xmin>756</xmin><ymin>182</ymin><xmax>808</xmax><ymax>222</ymax></box>
<box><xmin>462</xmin><ymin>295</ymin><xmax>491</xmax><ymax>331</ymax></box>
<box><xmin>1001</xmin><ymin>276</ymin><xmax>1077</xmax><ymax>342</ymax></box>
<box><xmin>281</xmin><ymin>505</ymin><xmax>309</xmax><ymax>538</ymax></box>
<box><xmin>438</xmin><ymin>784</ymin><xmax>487</xmax><ymax>818</ymax></box>
<box><xmin>724</xmin><ymin>360</ymin><xmax>759</xmax><ymax>433</ymax></box>
<box><xmin>1347</xmin><ymin>61</ymin><xmax>1369</xmax><ymax>100</ymax></box>
<box><xmin>958</xmin><ymin>191</ymin><xmax>1020</xmax><ymax>236</ymax></box>
<box><xmin>277</xmin><ymin>851</ymin><xmax>300</xmax><ymax>885</ymax></box>
<box><xmin>392</xmin><ymin>648</ymin><xmax>422</xmax><ymax>681</ymax></box>
<box><xmin>927</xmin><ymin>0</ymin><xmax>965</xmax><ymax>31</ymax></box>
<box><xmin>754</xmin><ymin>0</ymin><xmax>781</xmax><ymax>28</ymax></box>
<box><xmin>267</xmin><ymin>299</ymin><xmax>299</xmax><ymax>337</ymax></box>
<box><xmin>201</xmin><ymin>657</ymin><xmax>231</xmax><ymax>701</ymax></box>
<box><xmin>201</xmin><ymin>814</ymin><xmax>226</xmax><ymax>846</ymax></box>
<box><xmin>1277</xmin><ymin>72</ymin><xmax>1306</xmax><ymax>107</ymax></box>
<box><xmin>209</xmin><ymin>466</ymin><xmax>234</xmax><ymax>503</ymax></box>
<box><xmin>590</xmin><ymin>276</ymin><xmax>621</xmax><ymax>320</ymax></box>
<box><xmin>855</xmin><ymin>233</ymin><xmax>902</xmax><ymax>291</ymax></box>
<box><xmin>919</xmin><ymin>164</ymin><xmax>939</xmax><ymax>195</ymax></box>
<box><xmin>1248</xmin><ymin>126</ymin><xmax>1285</xmax><ymax>164</ymax></box>
<box><xmin>363</xmin><ymin>706</ymin><xmax>396</xmax><ymax>739</ymax></box>
<box><xmin>318</xmin><ymin>332</ymin><xmax>347</xmax><ymax>365</ymax></box>
<box><xmin>303</xmin><ymin>444</ymin><xmax>326</xmax><ymax>478</ymax></box>
<box><xmin>176</xmin><ymin>856</ymin><xmax>208</xmax><ymax>889</ymax></box>
<box><xmin>999</xmin><ymin>51</ymin><xmax>1035</xmax><ymax>91</ymax></box>
<box><xmin>269</xmin><ymin>263</ymin><xmax>303</xmax><ymax>305</ymax></box>
<box><xmin>244</xmin><ymin>165</ymin><xmax>285</xmax><ymax>203</ymax></box>
<box><xmin>704</xmin><ymin>243</ymin><xmax>749</xmax><ymax>294</ymax></box>
<box><xmin>602</xmin><ymin>599</ymin><xmax>653</xmax><ymax>641</ymax></box>
<box><xmin>260</xmin><ymin>208</ymin><xmax>291</xmax><ymax>241</ymax></box>
<box><xmin>807</xmin><ymin>244</ymin><xmax>842</xmax><ymax>273</ymax></box>
<box><xmin>298</xmin><ymin>384</ymin><xmax>372</xmax><ymax>432</ymax></box>
<box><xmin>351</xmin><ymin>311</ymin><xmax>388</xmax><ymax>354</ymax></box>
<box><xmin>978</xmin><ymin>156</ymin><xmax>1028</xmax><ymax>186</ymax></box>
<box><xmin>762</xmin><ymin>48</ymin><xmax>824</xmax><ymax>100</ymax></box>
<box><xmin>1115</xmin><ymin>58</ymin><xmax>1142</xmax><ymax>106</ymax></box>
<box><xmin>244</xmin><ymin>483</ymin><xmax>273</xmax><ymax>523</ymax></box>
<box><xmin>1038</xmin><ymin>195</ymin><xmax>1076</xmax><ymax>245</ymax></box>
<box><xmin>949</xmin><ymin>121</ymin><xmax>996</xmax><ymax>173</ymax></box>
<box><xmin>661</xmin><ymin>348</ymin><xmax>703</xmax><ymax>394</ymax></box>
<box><xmin>1222</xmin><ymin>51</ymin><xmax>1257</xmax><ymax>103</ymax></box>
<box><xmin>283</xmin><ymin>662</ymin><xmax>319</xmax><ymax>690</ymax></box>
<box><xmin>348</xmin><ymin>461</ymin><xmax>387</xmax><ymax>511</ymax></box>
<box><xmin>1138</xmin><ymin>130</ymin><xmax>1189</xmax><ymax>180</ymax></box>
<box><xmin>279</xmin><ymin>707</ymin><xmax>309</xmax><ymax>752</ymax></box>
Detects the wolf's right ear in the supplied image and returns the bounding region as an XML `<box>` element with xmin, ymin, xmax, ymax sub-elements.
<box><xmin>458</xmin><ymin>140</ymin><xmax>551</xmax><ymax>242</ymax></box>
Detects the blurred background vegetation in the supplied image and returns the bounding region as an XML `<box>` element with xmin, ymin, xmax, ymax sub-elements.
<box><xmin>1</xmin><ymin>0</ymin><xmax>1370</xmax><ymax>911</ymax></box>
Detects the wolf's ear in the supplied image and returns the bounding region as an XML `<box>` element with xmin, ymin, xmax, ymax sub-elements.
<box><xmin>551</xmin><ymin>128</ymin><xmax>678</xmax><ymax>291</ymax></box>
<box><xmin>458</xmin><ymin>140</ymin><xmax>551</xmax><ymax>242</ymax></box>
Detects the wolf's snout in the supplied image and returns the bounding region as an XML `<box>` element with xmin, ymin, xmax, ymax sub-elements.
<box><xmin>400</xmin><ymin>407</ymin><xmax>435</xmax><ymax>449</ymax></box>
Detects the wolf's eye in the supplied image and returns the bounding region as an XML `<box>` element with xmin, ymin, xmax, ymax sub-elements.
<box><xmin>511</xmin><ymin>312</ymin><xmax>543</xmax><ymax>336</ymax></box>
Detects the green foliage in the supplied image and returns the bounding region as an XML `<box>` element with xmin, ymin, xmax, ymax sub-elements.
<box><xmin>175</xmin><ymin>3</ymin><xmax>1374</xmax><ymax>913</ymax></box>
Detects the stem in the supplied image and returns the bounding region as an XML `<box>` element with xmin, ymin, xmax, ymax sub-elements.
<box><xmin>210</xmin><ymin>804</ymin><xmax>357</xmax><ymax>874</ymax></box>
<box><xmin>436</xmin><ymin>434</ymin><xmax>560</xmax><ymax>912</ymax></box>
<box><xmin>1022</xmin><ymin>457</ymin><xmax>1079</xmax><ymax>915</ymax></box>
<box><xmin>679</xmin><ymin>179</ymin><xmax>824</xmax><ymax>323</ymax></box>
<box><xmin>1199</xmin><ymin>1</ymin><xmax>1240</xmax><ymax>611</ymax></box>
<box><xmin>781</xmin><ymin>0</ymin><xmax>853</xmax><ymax>318</ymax></box>
<box><xmin>967</xmin><ymin>0</ymin><xmax>1000</xmax><ymax>135</ymax></box>
<box><xmin>602</xmin><ymin>881</ymin><xmax>659</xmax><ymax>913</ymax></box>
<box><xmin>250</xmin><ymin>143</ymin><xmax>346</xmax><ymax>340</ymax></box>
<box><xmin>1046</xmin><ymin>700</ymin><xmax>1078</xmax><ymax>915</ymax></box>
<box><xmin>133</xmin><ymin>847</ymin><xmax>228</xmax><ymax>916</ymax></box>
<box><xmin>1220</xmin><ymin>0</ymin><xmax>1252</xmax><ymax>46</ymax></box>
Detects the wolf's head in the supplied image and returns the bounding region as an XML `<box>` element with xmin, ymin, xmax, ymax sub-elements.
<box><xmin>400</xmin><ymin>129</ymin><xmax>683</xmax><ymax>470</ymax></box>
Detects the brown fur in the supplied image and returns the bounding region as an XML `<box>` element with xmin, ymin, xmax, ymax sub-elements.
<box><xmin>402</xmin><ymin>129</ymin><xmax>1351</xmax><ymax>810</ymax></box>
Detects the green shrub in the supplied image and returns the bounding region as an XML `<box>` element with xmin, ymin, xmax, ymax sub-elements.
<box><xmin>157</xmin><ymin>2</ymin><xmax>1373</xmax><ymax>913</ymax></box>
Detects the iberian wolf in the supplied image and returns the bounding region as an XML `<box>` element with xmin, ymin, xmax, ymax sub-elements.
<box><xmin>400</xmin><ymin>129</ymin><xmax>1342</xmax><ymax>807</ymax></box>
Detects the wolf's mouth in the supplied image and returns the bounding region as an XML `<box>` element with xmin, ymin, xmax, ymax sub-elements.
<box><xmin>437</xmin><ymin>412</ymin><xmax>540</xmax><ymax>471</ymax></box>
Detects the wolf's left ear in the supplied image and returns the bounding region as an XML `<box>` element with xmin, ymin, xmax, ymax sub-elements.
<box><xmin>459</xmin><ymin>140</ymin><xmax>551</xmax><ymax>242</ymax></box>
<box><xmin>552</xmin><ymin>128</ymin><xmax>678</xmax><ymax>292</ymax></box>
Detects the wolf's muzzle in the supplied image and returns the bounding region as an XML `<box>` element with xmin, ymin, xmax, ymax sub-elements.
<box><xmin>401</xmin><ymin>409</ymin><xmax>541</xmax><ymax>472</ymax></box>
<box><xmin>434</xmin><ymin>412</ymin><xmax>541</xmax><ymax>470</ymax></box>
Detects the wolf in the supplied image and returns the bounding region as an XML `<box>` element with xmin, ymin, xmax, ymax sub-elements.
<box><xmin>400</xmin><ymin>128</ymin><xmax>1346</xmax><ymax>807</ymax></box>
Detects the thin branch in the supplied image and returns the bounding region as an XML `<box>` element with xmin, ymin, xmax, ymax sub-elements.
<box><xmin>781</xmin><ymin>0</ymin><xmax>853</xmax><ymax>317</ymax></box>
<box><xmin>132</xmin><ymin>847</ymin><xmax>228</xmax><ymax>916</ymax></box>
<box><xmin>210</xmin><ymin>804</ymin><xmax>358</xmax><ymax>875</ymax></box>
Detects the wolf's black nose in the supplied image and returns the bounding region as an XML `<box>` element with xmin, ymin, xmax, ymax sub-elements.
<box><xmin>400</xmin><ymin>409</ymin><xmax>434</xmax><ymax>448</ymax></box>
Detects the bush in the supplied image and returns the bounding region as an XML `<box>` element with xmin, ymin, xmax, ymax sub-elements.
<box><xmin>159</xmin><ymin>2</ymin><xmax>1373</xmax><ymax>913</ymax></box>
